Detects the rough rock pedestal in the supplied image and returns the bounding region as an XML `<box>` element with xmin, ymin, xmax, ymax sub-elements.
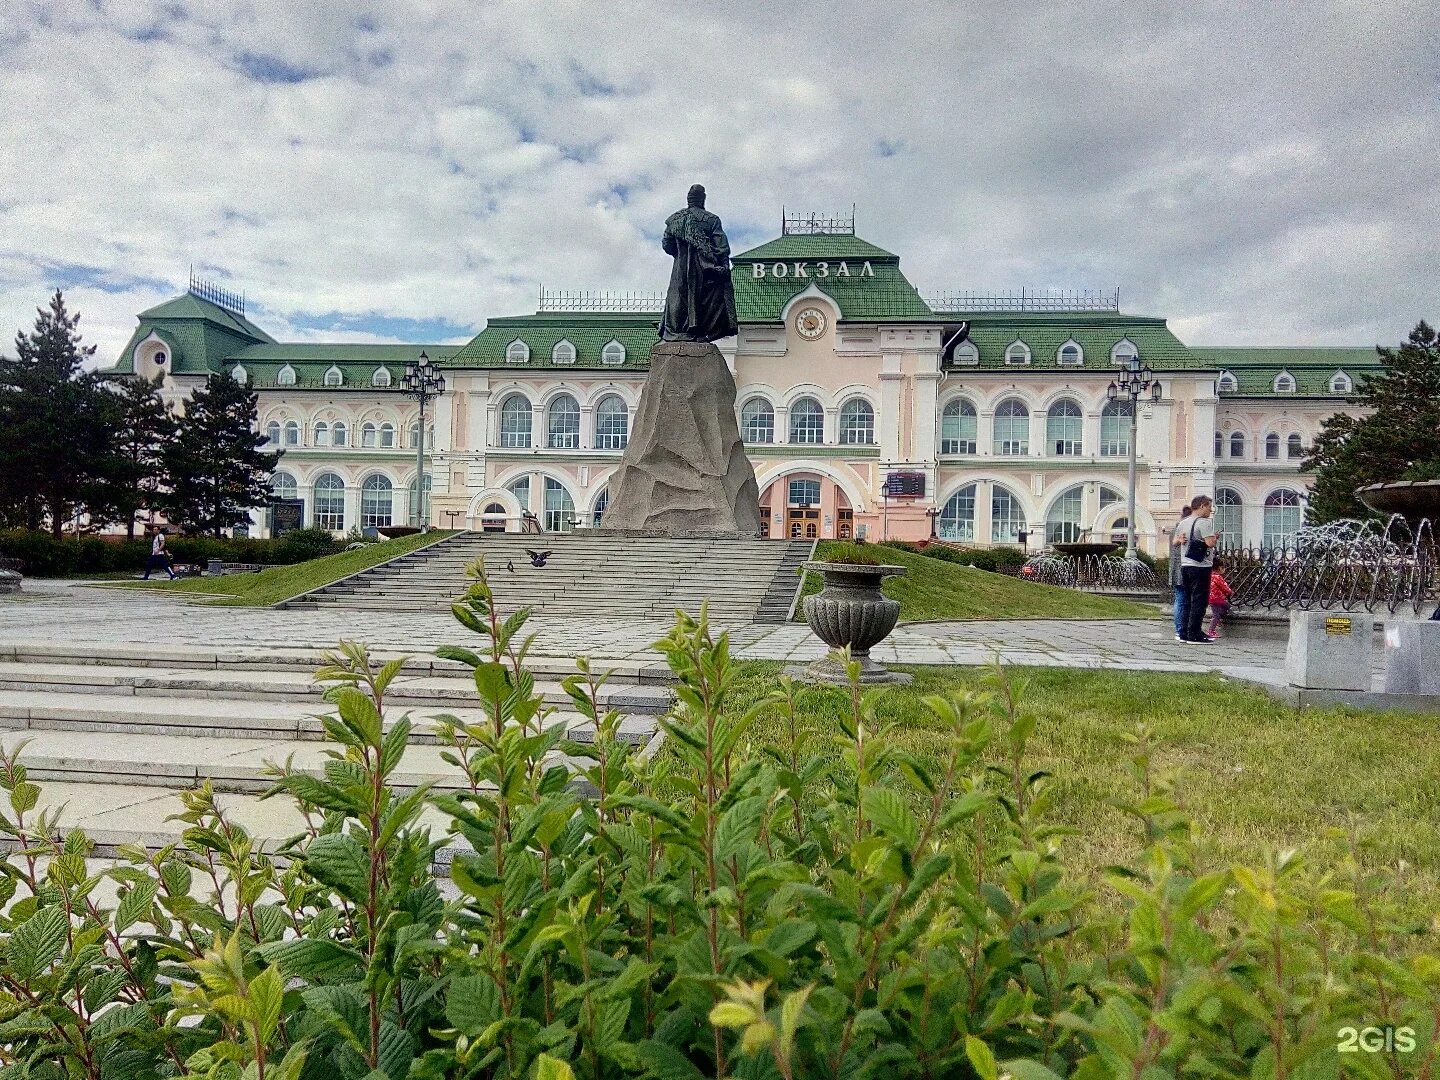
<box><xmin>601</xmin><ymin>339</ymin><xmax>762</xmax><ymax>537</ymax></box>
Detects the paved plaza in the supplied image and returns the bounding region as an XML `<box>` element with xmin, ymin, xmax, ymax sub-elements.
<box><xmin>1</xmin><ymin>578</ymin><xmax>1316</xmax><ymax>686</ymax></box>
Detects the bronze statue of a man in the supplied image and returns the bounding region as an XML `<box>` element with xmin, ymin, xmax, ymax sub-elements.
<box><xmin>660</xmin><ymin>184</ymin><xmax>739</xmax><ymax>342</ymax></box>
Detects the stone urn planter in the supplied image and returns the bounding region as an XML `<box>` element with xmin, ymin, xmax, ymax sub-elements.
<box><xmin>793</xmin><ymin>560</ymin><xmax>911</xmax><ymax>684</ymax></box>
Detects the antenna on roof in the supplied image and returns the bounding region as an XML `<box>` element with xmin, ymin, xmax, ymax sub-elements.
<box><xmin>188</xmin><ymin>268</ymin><xmax>246</xmax><ymax>316</ymax></box>
<box><xmin>781</xmin><ymin>206</ymin><xmax>856</xmax><ymax>235</ymax></box>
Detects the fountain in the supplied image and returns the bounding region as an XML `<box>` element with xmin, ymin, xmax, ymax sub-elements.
<box><xmin>1023</xmin><ymin>548</ymin><xmax>1159</xmax><ymax>592</ymax></box>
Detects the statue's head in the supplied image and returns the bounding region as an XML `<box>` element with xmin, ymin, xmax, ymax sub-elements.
<box><xmin>687</xmin><ymin>184</ymin><xmax>706</xmax><ymax>207</ymax></box>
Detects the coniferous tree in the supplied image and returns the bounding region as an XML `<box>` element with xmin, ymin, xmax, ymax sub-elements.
<box><xmin>0</xmin><ymin>291</ymin><xmax>117</xmax><ymax>536</ymax></box>
<box><xmin>102</xmin><ymin>373</ymin><xmax>178</xmax><ymax>539</ymax></box>
<box><xmin>161</xmin><ymin>372</ymin><xmax>280</xmax><ymax>536</ymax></box>
<box><xmin>1304</xmin><ymin>321</ymin><xmax>1440</xmax><ymax>522</ymax></box>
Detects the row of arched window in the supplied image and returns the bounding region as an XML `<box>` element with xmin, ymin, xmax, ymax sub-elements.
<box><xmin>738</xmin><ymin>397</ymin><xmax>875</xmax><ymax>445</ymax></box>
<box><xmin>1213</xmin><ymin>488</ymin><xmax>1303</xmax><ymax>549</ymax></box>
<box><xmin>505</xmin><ymin>339</ymin><xmax>627</xmax><ymax>366</ymax></box>
<box><xmin>950</xmin><ymin>339</ymin><xmax>1140</xmax><ymax>367</ymax></box>
<box><xmin>497</xmin><ymin>393</ymin><xmax>630</xmax><ymax>450</ymax></box>
<box><xmin>936</xmin><ymin>397</ymin><xmax>1135</xmax><ymax>457</ymax></box>
<box><xmin>269</xmin><ymin>471</ymin><xmax>431</xmax><ymax>532</ymax></box>
<box><xmin>1214</xmin><ymin>431</ymin><xmax>1307</xmax><ymax>461</ymax></box>
<box><xmin>1215</xmin><ymin>370</ymin><xmax>1352</xmax><ymax>394</ymax></box>
<box><xmin>244</xmin><ymin>364</ymin><xmax>396</xmax><ymax>388</ymax></box>
<box><xmin>263</xmin><ymin>420</ymin><xmax>434</xmax><ymax>449</ymax></box>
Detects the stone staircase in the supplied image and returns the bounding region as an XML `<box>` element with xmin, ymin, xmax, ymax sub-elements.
<box><xmin>279</xmin><ymin>532</ymin><xmax>815</xmax><ymax>623</ymax></box>
<box><xmin>0</xmin><ymin>642</ymin><xmax>671</xmax><ymax>854</ymax></box>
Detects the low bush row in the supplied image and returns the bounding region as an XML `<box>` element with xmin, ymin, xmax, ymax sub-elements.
<box><xmin>879</xmin><ymin>539</ymin><xmax>1030</xmax><ymax>572</ymax></box>
<box><xmin>0</xmin><ymin>526</ymin><xmax>339</xmax><ymax>576</ymax></box>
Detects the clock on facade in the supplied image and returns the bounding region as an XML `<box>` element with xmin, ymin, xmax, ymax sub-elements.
<box><xmin>794</xmin><ymin>307</ymin><xmax>827</xmax><ymax>340</ymax></box>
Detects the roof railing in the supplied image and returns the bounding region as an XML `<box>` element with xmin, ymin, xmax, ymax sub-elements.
<box><xmin>188</xmin><ymin>268</ymin><xmax>246</xmax><ymax>315</ymax></box>
<box><xmin>537</xmin><ymin>287</ymin><xmax>664</xmax><ymax>313</ymax></box>
<box><xmin>781</xmin><ymin>205</ymin><xmax>857</xmax><ymax>236</ymax></box>
<box><xmin>925</xmin><ymin>287</ymin><xmax>1120</xmax><ymax>313</ymax></box>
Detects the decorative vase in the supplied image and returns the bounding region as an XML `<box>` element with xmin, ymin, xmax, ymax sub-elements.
<box><xmin>795</xmin><ymin>560</ymin><xmax>910</xmax><ymax>684</ymax></box>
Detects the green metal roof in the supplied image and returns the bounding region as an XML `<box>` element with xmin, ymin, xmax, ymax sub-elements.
<box><xmin>446</xmin><ymin>312</ymin><xmax>658</xmax><ymax>368</ymax></box>
<box><xmin>232</xmin><ymin>343</ymin><xmax>462</xmax><ymax>362</ymax></box>
<box><xmin>946</xmin><ymin>312</ymin><xmax>1194</xmax><ymax>369</ymax></box>
<box><xmin>735</xmin><ymin>234</ymin><xmax>897</xmax><ymax>261</ymax></box>
<box><xmin>137</xmin><ymin>293</ymin><xmax>276</xmax><ymax>344</ymax></box>
<box><xmin>731</xmin><ymin>232</ymin><xmax>934</xmax><ymax>323</ymax></box>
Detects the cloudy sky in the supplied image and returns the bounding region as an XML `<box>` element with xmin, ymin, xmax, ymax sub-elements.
<box><xmin>1</xmin><ymin>0</ymin><xmax>1435</xmax><ymax>363</ymax></box>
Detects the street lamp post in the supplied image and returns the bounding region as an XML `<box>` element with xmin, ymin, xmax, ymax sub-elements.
<box><xmin>1106</xmin><ymin>358</ymin><xmax>1164</xmax><ymax>561</ymax></box>
<box><xmin>400</xmin><ymin>352</ymin><xmax>446</xmax><ymax>530</ymax></box>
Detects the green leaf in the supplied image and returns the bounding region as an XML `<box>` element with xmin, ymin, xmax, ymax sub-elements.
<box><xmin>862</xmin><ymin>787</ymin><xmax>918</xmax><ymax>849</ymax></box>
<box><xmin>998</xmin><ymin>1060</ymin><xmax>1066</xmax><ymax>1080</ymax></box>
<box><xmin>762</xmin><ymin>919</ymin><xmax>817</xmax><ymax>957</ymax></box>
<box><xmin>302</xmin><ymin>833</ymin><xmax>370</xmax><ymax>903</ymax></box>
<box><xmin>715</xmin><ymin>796</ymin><xmax>766</xmax><ymax>862</ymax></box>
<box><xmin>250</xmin><ymin>964</ymin><xmax>284</xmax><ymax>1043</ymax></box>
<box><xmin>535</xmin><ymin>1054</ymin><xmax>575</xmax><ymax>1080</ymax></box>
<box><xmin>7</xmin><ymin>905</ymin><xmax>69</xmax><ymax>980</ymax></box>
<box><xmin>635</xmin><ymin>1041</ymin><xmax>707</xmax><ymax>1080</ymax></box>
<box><xmin>965</xmin><ymin>1036</ymin><xmax>998</xmax><ymax>1080</ymax></box>
<box><xmin>447</xmin><ymin>973</ymin><xmax>502</xmax><ymax>1036</ymax></box>
<box><xmin>257</xmin><ymin>938</ymin><xmax>364</xmax><ymax>981</ymax></box>
<box><xmin>114</xmin><ymin>879</ymin><xmax>158</xmax><ymax>933</ymax></box>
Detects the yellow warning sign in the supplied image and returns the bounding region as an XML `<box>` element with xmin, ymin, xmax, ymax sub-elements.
<box><xmin>1325</xmin><ymin>617</ymin><xmax>1353</xmax><ymax>635</ymax></box>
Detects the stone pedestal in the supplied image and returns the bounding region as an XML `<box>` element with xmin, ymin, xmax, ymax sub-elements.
<box><xmin>602</xmin><ymin>339</ymin><xmax>761</xmax><ymax>537</ymax></box>
<box><xmin>1284</xmin><ymin>611</ymin><xmax>1373</xmax><ymax>691</ymax></box>
<box><xmin>1383</xmin><ymin>621</ymin><xmax>1440</xmax><ymax>696</ymax></box>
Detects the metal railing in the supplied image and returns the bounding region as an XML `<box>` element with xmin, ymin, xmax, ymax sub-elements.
<box><xmin>1022</xmin><ymin>552</ymin><xmax>1160</xmax><ymax>590</ymax></box>
<box><xmin>926</xmin><ymin>287</ymin><xmax>1120</xmax><ymax>313</ymax></box>
<box><xmin>537</xmin><ymin>288</ymin><xmax>664</xmax><ymax>312</ymax></box>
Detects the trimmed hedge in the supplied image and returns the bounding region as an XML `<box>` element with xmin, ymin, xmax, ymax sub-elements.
<box><xmin>0</xmin><ymin>527</ymin><xmax>340</xmax><ymax>577</ymax></box>
<box><xmin>879</xmin><ymin>540</ymin><xmax>1030</xmax><ymax>572</ymax></box>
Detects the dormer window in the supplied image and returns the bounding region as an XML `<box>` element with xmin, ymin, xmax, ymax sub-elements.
<box><xmin>601</xmin><ymin>340</ymin><xmax>626</xmax><ymax>365</ymax></box>
<box><xmin>1217</xmin><ymin>370</ymin><xmax>1238</xmax><ymax>392</ymax></box>
<box><xmin>324</xmin><ymin>366</ymin><xmax>344</xmax><ymax>387</ymax></box>
<box><xmin>1005</xmin><ymin>341</ymin><xmax>1031</xmax><ymax>365</ymax></box>
<box><xmin>154</xmin><ymin>352</ymin><xmax>167</xmax><ymax>366</ymax></box>
<box><xmin>1057</xmin><ymin>341</ymin><xmax>1083</xmax><ymax>366</ymax></box>
<box><xmin>1111</xmin><ymin>338</ymin><xmax>1139</xmax><ymax>366</ymax></box>
<box><xmin>371</xmin><ymin>367</ymin><xmax>392</xmax><ymax>387</ymax></box>
<box><xmin>1273</xmin><ymin>371</ymin><xmax>1296</xmax><ymax>393</ymax></box>
<box><xmin>952</xmin><ymin>341</ymin><xmax>978</xmax><ymax>365</ymax></box>
<box><xmin>552</xmin><ymin>340</ymin><xmax>576</xmax><ymax>364</ymax></box>
<box><xmin>276</xmin><ymin>365</ymin><xmax>297</xmax><ymax>386</ymax></box>
<box><xmin>1330</xmin><ymin>370</ymin><xmax>1352</xmax><ymax>393</ymax></box>
<box><xmin>506</xmin><ymin>340</ymin><xmax>530</xmax><ymax>364</ymax></box>
<box><xmin>230</xmin><ymin>364</ymin><xmax>247</xmax><ymax>385</ymax></box>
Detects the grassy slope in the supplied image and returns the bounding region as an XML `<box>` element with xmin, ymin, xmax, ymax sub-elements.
<box><xmin>98</xmin><ymin>531</ymin><xmax>454</xmax><ymax>606</ymax></box>
<box><xmin>722</xmin><ymin>662</ymin><xmax>1440</xmax><ymax>921</ymax></box>
<box><xmin>799</xmin><ymin>541</ymin><xmax>1158</xmax><ymax>622</ymax></box>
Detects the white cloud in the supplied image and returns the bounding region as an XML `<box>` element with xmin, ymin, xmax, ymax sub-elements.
<box><xmin>0</xmin><ymin>0</ymin><xmax>1435</xmax><ymax>363</ymax></box>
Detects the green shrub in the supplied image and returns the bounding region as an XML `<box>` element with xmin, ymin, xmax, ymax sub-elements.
<box><xmin>1</xmin><ymin>570</ymin><xmax>1435</xmax><ymax>1077</ymax></box>
<box><xmin>0</xmin><ymin>528</ymin><xmax>338</xmax><ymax>576</ymax></box>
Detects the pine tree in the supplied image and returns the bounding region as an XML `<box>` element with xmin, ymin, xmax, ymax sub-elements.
<box><xmin>1304</xmin><ymin>320</ymin><xmax>1440</xmax><ymax>522</ymax></box>
<box><xmin>102</xmin><ymin>373</ymin><xmax>178</xmax><ymax>539</ymax></box>
<box><xmin>161</xmin><ymin>372</ymin><xmax>280</xmax><ymax>536</ymax></box>
<box><xmin>0</xmin><ymin>291</ymin><xmax>117</xmax><ymax>536</ymax></box>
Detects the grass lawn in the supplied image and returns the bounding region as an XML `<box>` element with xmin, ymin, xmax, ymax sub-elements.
<box><xmin>718</xmin><ymin>662</ymin><xmax>1440</xmax><ymax>922</ymax></box>
<box><xmin>799</xmin><ymin>541</ymin><xmax>1159</xmax><ymax>622</ymax></box>
<box><xmin>95</xmin><ymin>531</ymin><xmax>454</xmax><ymax>606</ymax></box>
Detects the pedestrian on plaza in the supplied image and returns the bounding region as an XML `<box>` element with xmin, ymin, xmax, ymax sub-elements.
<box><xmin>1169</xmin><ymin>504</ymin><xmax>1192</xmax><ymax>642</ymax></box>
<box><xmin>1206</xmin><ymin>557</ymin><xmax>1234</xmax><ymax>639</ymax></box>
<box><xmin>143</xmin><ymin>530</ymin><xmax>177</xmax><ymax>581</ymax></box>
<box><xmin>1179</xmin><ymin>494</ymin><xmax>1218</xmax><ymax>644</ymax></box>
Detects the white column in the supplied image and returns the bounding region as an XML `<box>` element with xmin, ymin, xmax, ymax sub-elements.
<box><xmin>976</xmin><ymin>480</ymin><xmax>995</xmax><ymax>544</ymax></box>
<box><xmin>531</xmin><ymin>404</ymin><xmax>546</xmax><ymax>450</ymax></box>
<box><xmin>824</xmin><ymin>406</ymin><xmax>839</xmax><ymax>445</ymax></box>
<box><xmin>775</xmin><ymin>406</ymin><xmax>791</xmax><ymax>445</ymax></box>
<box><xmin>580</xmin><ymin>404</ymin><xmax>596</xmax><ymax>450</ymax></box>
<box><xmin>878</xmin><ymin>370</ymin><xmax>903</xmax><ymax>461</ymax></box>
<box><xmin>912</xmin><ymin>372</ymin><xmax>940</xmax><ymax>463</ymax></box>
<box><xmin>344</xmin><ymin>483</ymin><xmax>361</xmax><ymax>535</ymax></box>
<box><xmin>978</xmin><ymin>411</ymin><xmax>995</xmax><ymax>456</ymax></box>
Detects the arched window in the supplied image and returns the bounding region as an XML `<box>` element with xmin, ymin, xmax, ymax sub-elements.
<box><xmin>544</xmin><ymin>477</ymin><xmax>575</xmax><ymax>532</ymax></box>
<box><xmin>939</xmin><ymin>484</ymin><xmax>976</xmax><ymax>542</ymax></box>
<box><xmin>360</xmin><ymin>475</ymin><xmax>392</xmax><ymax>528</ymax></box>
<box><xmin>952</xmin><ymin>341</ymin><xmax>979</xmax><ymax>365</ymax></box>
<box><xmin>265</xmin><ymin>421</ymin><xmax>281</xmax><ymax>445</ymax></box>
<box><xmin>379</xmin><ymin>423</ymin><xmax>395</xmax><ymax>448</ymax></box>
<box><xmin>324</xmin><ymin>366</ymin><xmax>344</xmax><ymax>387</ymax></box>
<box><xmin>506</xmin><ymin>340</ymin><xmax>530</xmax><ymax>364</ymax></box>
<box><xmin>1005</xmin><ymin>341</ymin><xmax>1031</xmax><ymax>365</ymax></box>
<box><xmin>1264</xmin><ymin>489</ymin><xmax>1303</xmax><ymax>549</ymax></box>
<box><xmin>1112</xmin><ymin>339</ymin><xmax>1139</xmax><ymax>366</ymax></box>
<box><xmin>371</xmin><ymin>367</ymin><xmax>392</xmax><ymax>387</ymax></box>
<box><xmin>991</xmin><ymin>484</ymin><xmax>1027</xmax><ymax>543</ymax></box>
<box><xmin>407</xmin><ymin>475</ymin><xmax>432</xmax><ymax>524</ymax></box>
<box><xmin>1045</xmin><ymin>485</ymin><xmax>1085</xmax><ymax>545</ymax></box>
<box><xmin>314</xmin><ymin>473</ymin><xmax>345</xmax><ymax>531</ymax></box>
<box><xmin>547</xmin><ymin>394</ymin><xmax>581</xmax><ymax>449</ymax></box>
<box><xmin>499</xmin><ymin>395</ymin><xmax>532</xmax><ymax>447</ymax></box>
<box><xmin>1217</xmin><ymin>370</ymin><xmax>1238</xmax><ymax>392</ymax></box>
<box><xmin>1214</xmin><ymin>431</ymin><xmax>1223</xmax><ymax>458</ymax></box>
<box><xmin>231</xmin><ymin>364</ymin><xmax>248</xmax><ymax>385</ymax></box>
<box><xmin>269</xmin><ymin>472</ymin><xmax>297</xmax><ymax>500</ymax></box>
<box><xmin>1230</xmin><ymin>432</ymin><xmax>1246</xmax><ymax>459</ymax></box>
<box><xmin>1046</xmin><ymin>399</ymin><xmax>1083</xmax><ymax>456</ymax></box>
<box><xmin>1287</xmin><ymin>433</ymin><xmax>1305</xmax><ymax>459</ymax></box>
<box><xmin>595</xmin><ymin>395</ymin><xmax>628</xmax><ymax>450</ymax></box>
<box><xmin>361</xmin><ymin>423</ymin><xmax>378</xmax><ymax>448</ymax></box>
<box><xmin>314</xmin><ymin>422</ymin><xmax>330</xmax><ymax>447</ymax></box>
<box><xmin>283</xmin><ymin>421</ymin><xmax>300</xmax><ymax>447</ymax></box>
<box><xmin>789</xmin><ymin>396</ymin><xmax>824</xmax><ymax>444</ymax></box>
<box><xmin>407</xmin><ymin>423</ymin><xmax>434</xmax><ymax>450</ymax></box>
<box><xmin>1265</xmin><ymin>433</ymin><xmax>1281</xmax><ymax>459</ymax></box>
<box><xmin>1100</xmin><ymin>399</ymin><xmax>1132</xmax><ymax>457</ymax></box>
<box><xmin>839</xmin><ymin>399</ymin><xmax>874</xmax><ymax>444</ymax></box>
<box><xmin>277</xmin><ymin>365</ymin><xmax>297</xmax><ymax>386</ymax></box>
<box><xmin>507</xmin><ymin>476</ymin><xmax>530</xmax><ymax>513</ymax></box>
<box><xmin>480</xmin><ymin>501</ymin><xmax>507</xmax><ymax>532</ymax></box>
<box><xmin>601</xmin><ymin>340</ymin><xmax>626</xmax><ymax>365</ymax></box>
<box><xmin>552</xmin><ymin>340</ymin><xmax>576</xmax><ymax>365</ymax></box>
<box><xmin>1330</xmin><ymin>370</ymin><xmax>1352</xmax><ymax>393</ymax></box>
<box><xmin>331</xmin><ymin>422</ymin><xmax>347</xmax><ymax>447</ymax></box>
<box><xmin>1273</xmin><ymin>371</ymin><xmax>1296</xmax><ymax>393</ymax></box>
<box><xmin>940</xmin><ymin>399</ymin><xmax>978</xmax><ymax>454</ymax></box>
<box><xmin>741</xmin><ymin>398</ymin><xmax>775</xmax><ymax>444</ymax></box>
<box><xmin>993</xmin><ymin>399</ymin><xmax>1029</xmax><ymax>455</ymax></box>
<box><xmin>592</xmin><ymin>487</ymin><xmax>610</xmax><ymax>527</ymax></box>
<box><xmin>1057</xmin><ymin>341</ymin><xmax>1083</xmax><ymax>366</ymax></box>
<box><xmin>1214</xmin><ymin>488</ymin><xmax>1243</xmax><ymax>548</ymax></box>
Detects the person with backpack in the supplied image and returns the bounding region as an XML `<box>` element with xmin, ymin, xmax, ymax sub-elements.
<box><xmin>143</xmin><ymin>530</ymin><xmax>177</xmax><ymax>581</ymax></box>
<box><xmin>1179</xmin><ymin>494</ymin><xmax>1218</xmax><ymax>644</ymax></box>
<box><xmin>1169</xmin><ymin>504</ymin><xmax>1193</xmax><ymax>642</ymax></box>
